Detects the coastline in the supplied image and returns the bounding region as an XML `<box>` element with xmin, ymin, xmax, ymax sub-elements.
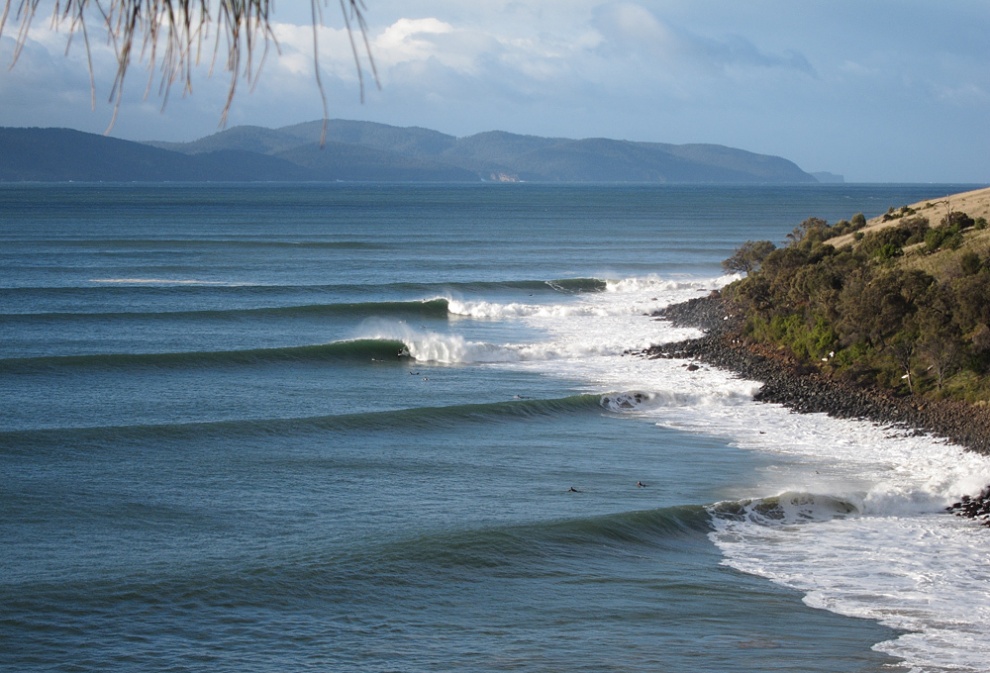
<box><xmin>642</xmin><ymin>291</ymin><xmax>990</xmax><ymax>522</ymax></box>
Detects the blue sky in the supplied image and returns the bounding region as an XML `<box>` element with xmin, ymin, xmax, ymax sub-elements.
<box><xmin>1</xmin><ymin>1</ymin><xmax>987</xmax><ymax>182</ymax></box>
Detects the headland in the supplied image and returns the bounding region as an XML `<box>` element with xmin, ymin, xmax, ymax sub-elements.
<box><xmin>641</xmin><ymin>185</ymin><xmax>990</xmax><ymax>523</ymax></box>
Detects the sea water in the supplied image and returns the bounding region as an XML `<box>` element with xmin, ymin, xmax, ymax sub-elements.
<box><xmin>2</xmin><ymin>182</ymin><xmax>989</xmax><ymax>672</ymax></box>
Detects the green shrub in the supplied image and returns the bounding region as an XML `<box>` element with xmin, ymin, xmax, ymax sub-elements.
<box><xmin>943</xmin><ymin>211</ymin><xmax>976</xmax><ymax>230</ymax></box>
<box><xmin>722</xmin><ymin>240</ymin><xmax>777</xmax><ymax>274</ymax></box>
<box><xmin>723</xmin><ymin>207</ymin><xmax>989</xmax><ymax>405</ymax></box>
<box><xmin>961</xmin><ymin>252</ymin><xmax>982</xmax><ymax>275</ymax></box>
<box><xmin>875</xmin><ymin>242</ymin><xmax>903</xmax><ymax>260</ymax></box>
<box><xmin>860</xmin><ymin>225</ymin><xmax>911</xmax><ymax>259</ymax></box>
<box><xmin>925</xmin><ymin>224</ymin><xmax>963</xmax><ymax>252</ymax></box>
<box><xmin>900</xmin><ymin>216</ymin><xmax>930</xmax><ymax>245</ymax></box>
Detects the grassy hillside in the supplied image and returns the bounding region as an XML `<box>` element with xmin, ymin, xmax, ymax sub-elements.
<box><xmin>721</xmin><ymin>186</ymin><xmax>990</xmax><ymax>403</ymax></box>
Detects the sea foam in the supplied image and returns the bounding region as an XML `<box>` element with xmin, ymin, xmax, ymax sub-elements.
<box><xmin>489</xmin><ymin>272</ymin><xmax>990</xmax><ymax>673</ymax></box>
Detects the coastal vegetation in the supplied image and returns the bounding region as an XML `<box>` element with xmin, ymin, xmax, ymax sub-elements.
<box><xmin>720</xmin><ymin>187</ymin><xmax>990</xmax><ymax>404</ymax></box>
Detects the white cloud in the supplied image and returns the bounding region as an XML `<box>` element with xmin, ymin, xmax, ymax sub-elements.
<box><xmin>597</xmin><ymin>2</ymin><xmax>679</xmax><ymax>47</ymax></box>
<box><xmin>934</xmin><ymin>82</ymin><xmax>990</xmax><ymax>106</ymax></box>
<box><xmin>375</xmin><ymin>18</ymin><xmax>455</xmax><ymax>62</ymax></box>
<box><xmin>0</xmin><ymin>1</ymin><xmax>988</xmax><ymax>181</ymax></box>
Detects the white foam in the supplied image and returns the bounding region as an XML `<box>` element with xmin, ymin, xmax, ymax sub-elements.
<box><xmin>353</xmin><ymin>318</ymin><xmax>641</xmax><ymax>365</ymax></box>
<box><xmin>604</xmin><ymin>273</ymin><xmax>740</xmax><ymax>294</ymax></box>
<box><xmin>481</xmin><ymin>272</ymin><xmax>990</xmax><ymax>673</ymax></box>
<box><xmin>446</xmin><ymin>298</ymin><xmax>613</xmax><ymax>320</ymax></box>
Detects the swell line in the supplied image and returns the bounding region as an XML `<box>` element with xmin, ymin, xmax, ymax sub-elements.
<box><xmin>4</xmin><ymin>505</ymin><xmax>715</xmax><ymax>606</ymax></box>
<box><xmin>2</xmin><ymin>277</ymin><xmax>604</xmax><ymax>300</ymax></box>
<box><xmin>0</xmin><ymin>394</ymin><xmax>609</xmax><ymax>450</ymax></box>
<box><xmin>298</xmin><ymin>505</ymin><xmax>717</xmax><ymax>587</ymax></box>
<box><xmin>0</xmin><ymin>298</ymin><xmax>452</xmax><ymax>322</ymax></box>
<box><xmin>0</xmin><ymin>339</ymin><xmax>411</xmax><ymax>374</ymax></box>
<box><xmin>49</xmin><ymin>239</ymin><xmax>392</xmax><ymax>251</ymax></box>
<box><xmin>388</xmin><ymin>504</ymin><xmax>715</xmax><ymax>569</ymax></box>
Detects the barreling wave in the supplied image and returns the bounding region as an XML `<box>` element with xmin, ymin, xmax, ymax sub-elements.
<box><xmin>352</xmin><ymin>322</ymin><xmax>639</xmax><ymax>364</ymax></box>
<box><xmin>0</xmin><ymin>339</ymin><xmax>412</xmax><ymax>374</ymax></box>
<box><xmin>709</xmin><ymin>491</ymin><xmax>861</xmax><ymax>526</ymax></box>
<box><xmin>0</xmin><ymin>394</ymin><xmax>608</xmax><ymax>451</ymax></box>
<box><xmin>546</xmin><ymin>277</ymin><xmax>608</xmax><ymax>293</ymax></box>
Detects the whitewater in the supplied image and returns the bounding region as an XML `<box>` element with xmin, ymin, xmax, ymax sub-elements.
<box><xmin>5</xmin><ymin>182</ymin><xmax>990</xmax><ymax>673</ymax></box>
<box><xmin>357</xmin><ymin>274</ymin><xmax>990</xmax><ymax>672</ymax></box>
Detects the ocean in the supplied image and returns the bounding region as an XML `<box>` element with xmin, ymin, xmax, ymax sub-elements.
<box><xmin>3</xmin><ymin>182</ymin><xmax>989</xmax><ymax>673</ymax></box>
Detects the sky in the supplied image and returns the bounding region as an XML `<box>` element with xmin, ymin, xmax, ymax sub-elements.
<box><xmin>1</xmin><ymin>1</ymin><xmax>987</xmax><ymax>183</ymax></box>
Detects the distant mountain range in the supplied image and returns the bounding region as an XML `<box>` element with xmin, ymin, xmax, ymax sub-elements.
<box><xmin>0</xmin><ymin>120</ymin><xmax>821</xmax><ymax>183</ymax></box>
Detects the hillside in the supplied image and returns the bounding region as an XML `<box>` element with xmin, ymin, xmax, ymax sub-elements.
<box><xmin>1</xmin><ymin>121</ymin><xmax>818</xmax><ymax>183</ymax></box>
<box><xmin>0</xmin><ymin>127</ymin><xmax>317</xmax><ymax>182</ymax></box>
<box><xmin>715</xmin><ymin>185</ymin><xmax>990</xmax><ymax>405</ymax></box>
<box><xmin>640</xmin><ymin>185</ymin><xmax>990</xmax><ymax>459</ymax></box>
<box><xmin>158</xmin><ymin>120</ymin><xmax>817</xmax><ymax>183</ymax></box>
<box><xmin>830</xmin><ymin>186</ymin><xmax>990</xmax><ymax>251</ymax></box>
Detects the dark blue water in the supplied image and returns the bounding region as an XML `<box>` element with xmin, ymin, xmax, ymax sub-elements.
<box><xmin>4</xmin><ymin>182</ymin><xmax>972</xmax><ymax>672</ymax></box>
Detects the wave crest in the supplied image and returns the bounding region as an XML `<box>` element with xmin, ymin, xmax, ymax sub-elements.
<box><xmin>710</xmin><ymin>492</ymin><xmax>861</xmax><ymax>526</ymax></box>
<box><xmin>446</xmin><ymin>298</ymin><xmax>610</xmax><ymax>321</ymax></box>
<box><xmin>545</xmin><ymin>278</ymin><xmax>608</xmax><ymax>293</ymax></box>
<box><xmin>600</xmin><ymin>391</ymin><xmax>655</xmax><ymax>413</ymax></box>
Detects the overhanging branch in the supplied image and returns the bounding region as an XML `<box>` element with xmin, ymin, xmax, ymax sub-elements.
<box><xmin>0</xmin><ymin>0</ymin><xmax>378</xmax><ymax>136</ymax></box>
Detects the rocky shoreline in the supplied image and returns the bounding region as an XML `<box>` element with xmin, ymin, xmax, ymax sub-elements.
<box><xmin>640</xmin><ymin>291</ymin><xmax>990</xmax><ymax>525</ymax></box>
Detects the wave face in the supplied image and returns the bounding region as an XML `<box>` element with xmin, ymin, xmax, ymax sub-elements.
<box><xmin>1</xmin><ymin>339</ymin><xmax>412</xmax><ymax>372</ymax></box>
<box><xmin>3</xmin><ymin>182</ymin><xmax>985</xmax><ymax>673</ymax></box>
<box><xmin>0</xmin><ymin>394</ymin><xmax>609</xmax><ymax>450</ymax></box>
